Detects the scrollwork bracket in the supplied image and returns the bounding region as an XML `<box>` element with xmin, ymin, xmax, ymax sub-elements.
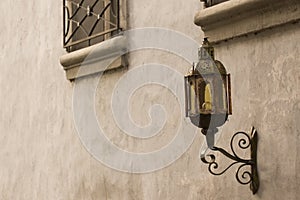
<box><xmin>201</xmin><ymin>127</ymin><xmax>259</xmax><ymax>194</ymax></box>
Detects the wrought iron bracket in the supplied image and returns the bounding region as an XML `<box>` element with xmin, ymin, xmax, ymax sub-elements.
<box><xmin>201</xmin><ymin>127</ymin><xmax>259</xmax><ymax>194</ymax></box>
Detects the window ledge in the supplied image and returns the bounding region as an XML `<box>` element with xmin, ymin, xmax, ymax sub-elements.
<box><xmin>60</xmin><ymin>35</ymin><xmax>127</xmax><ymax>80</ymax></box>
<box><xmin>194</xmin><ymin>0</ymin><xmax>300</xmax><ymax>43</ymax></box>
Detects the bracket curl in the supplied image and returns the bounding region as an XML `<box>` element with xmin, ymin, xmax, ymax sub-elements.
<box><xmin>201</xmin><ymin>127</ymin><xmax>259</xmax><ymax>194</ymax></box>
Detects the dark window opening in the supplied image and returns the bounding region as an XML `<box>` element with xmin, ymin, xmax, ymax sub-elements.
<box><xmin>201</xmin><ymin>0</ymin><xmax>229</xmax><ymax>7</ymax></box>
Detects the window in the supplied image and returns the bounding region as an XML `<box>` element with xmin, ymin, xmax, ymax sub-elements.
<box><xmin>63</xmin><ymin>0</ymin><xmax>121</xmax><ymax>52</ymax></box>
<box><xmin>201</xmin><ymin>0</ymin><xmax>229</xmax><ymax>7</ymax></box>
<box><xmin>60</xmin><ymin>0</ymin><xmax>127</xmax><ymax>80</ymax></box>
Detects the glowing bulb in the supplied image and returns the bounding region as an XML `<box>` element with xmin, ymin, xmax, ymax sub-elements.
<box><xmin>203</xmin><ymin>84</ymin><xmax>212</xmax><ymax>111</ymax></box>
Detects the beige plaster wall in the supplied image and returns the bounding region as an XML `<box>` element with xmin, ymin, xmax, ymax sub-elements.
<box><xmin>0</xmin><ymin>0</ymin><xmax>205</xmax><ymax>199</ymax></box>
<box><xmin>214</xmin><ymin>22</ymin><xmax>300</xmax><ymax>199</ymax></box>
<box><xmin>1</xmin><ymin>0</ymin><xmax>299</xmax><ymax>200</ymax></box>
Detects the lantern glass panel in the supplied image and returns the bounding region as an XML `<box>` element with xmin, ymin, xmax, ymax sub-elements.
<box><xmin>211</xmin><ymin>74</ymin><xmax>228</xmax><ymax>114</ymax></box>
<box><xmin>185</xmin><ymin>75</ymin><xmax>202</xmax><ymax>117</ymax></box>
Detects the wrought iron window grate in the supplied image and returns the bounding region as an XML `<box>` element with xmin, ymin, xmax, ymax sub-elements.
<box><xmin>63</xmin><ymin>0</ymin><xmax>120</xmax><ymax>52</ymax></box>
<box><xmin>201</xmin><ymin>0</ymin><xmax>229</xmax><ymax>7</ymax></box>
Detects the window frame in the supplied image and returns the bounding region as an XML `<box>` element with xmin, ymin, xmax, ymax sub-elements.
<box><xmin>63</xmin><ymin>0</ymin><xmax>122</xmax><ymax>52</ymax></box>
<box><xmin>60</xmin><ymin>0</ymin><xmax>128</xmax><ymax>80</ymax></box>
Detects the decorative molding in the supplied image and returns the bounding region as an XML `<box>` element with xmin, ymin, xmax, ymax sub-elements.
<box><xmin>60</xmin><ymin>35</ymin><xmax>127</xmax><ymax>80</ymax></box>
<box><xmin>194</xmin><ymin>0</ymin><xmax>300</xmax><ymax>43</ymax></box>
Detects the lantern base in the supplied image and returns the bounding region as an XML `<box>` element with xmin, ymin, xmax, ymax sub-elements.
<box><xmin>201</xmin><ymin>128</ymin><xmax>218</xmax><ymax>136</ymax></box>
<box><xmin>202</xmin><ymin>128</ymin><xmax>219</xmax><ymax>148</ymax></box>
<box><xmin>189</xmin><ymin>113</ymin><xmax>228</xmax><ymax>129</ymax></box>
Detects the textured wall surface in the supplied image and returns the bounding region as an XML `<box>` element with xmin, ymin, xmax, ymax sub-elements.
<box><xmin>0</xmin><ymin>0</ymin><xmax>299</xmax><ymax>200</ymax></box>
<box><xmin>214</xmin><ymin>22</ymin><xmax>300</xmax><ymax>199</ymax></box>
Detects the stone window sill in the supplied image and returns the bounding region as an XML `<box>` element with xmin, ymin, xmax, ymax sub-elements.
<box><xmin>194</xmin><ymin>0</ymin><xmax>300</xmax><ymax>43</ymax></box>
<box><xmin>60</xmin><ymin>35</ymin><xmax>127</xmax><ymax>80</ymax></box>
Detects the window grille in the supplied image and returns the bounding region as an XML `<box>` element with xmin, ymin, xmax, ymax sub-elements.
<box><xmin>201</xmin><ymin>0</ymin><xmax>229</xmax><ymax>7</ymax></box>
<box><xmin>63</xmin><ymin>0</ymin><xmax>120</xmax><ymax>52</ymax></box>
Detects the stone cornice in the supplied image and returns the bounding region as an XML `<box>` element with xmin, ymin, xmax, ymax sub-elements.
<box><xmin>194</xmin><ymin>0</ymin><xmax>300</xmax><ymax>43</ymax></box>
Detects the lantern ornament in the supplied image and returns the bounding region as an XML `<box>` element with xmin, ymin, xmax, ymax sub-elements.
<box><xmin>185</xmin><ymin>38</ymin><xmax>232</xmax><ymax>147</ymax></box>
<box><xmin>185</xmin><ymin>38</ymin><xmax>232</xmax><ymax>146</ymax></box>
<box><xmin>185</xmin><ymin>38</ymin><xmax>259</xmax><ymax>194</ymax></box>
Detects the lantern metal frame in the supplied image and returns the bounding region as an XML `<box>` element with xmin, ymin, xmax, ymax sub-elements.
<box><xmin>184</xmin><ymin>38</ymin><xmax>259</xmax><ymax>194</ymax></box>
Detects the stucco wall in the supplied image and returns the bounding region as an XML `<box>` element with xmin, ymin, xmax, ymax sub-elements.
<box><xmin>214</xmin><ymin>22</ymin><xmax>300</xmax><ymax>199</ymax></box>
<box><xmin>1</xmin><ymin>0</ymin><xmax>299</xmax><ymax>200</ymax></box>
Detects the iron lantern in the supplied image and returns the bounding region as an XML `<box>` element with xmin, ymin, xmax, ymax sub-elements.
<box><xmin>185</xmin><ymin>38</ymin><xmax>232</xmax><ymax>138</ymax></box>
<box><xmin>184</xmin><ymin>38</ymin><xmax>259</xmax><ymax>194</ymax></box>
